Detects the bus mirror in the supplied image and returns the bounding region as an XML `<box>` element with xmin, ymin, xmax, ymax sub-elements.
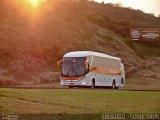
<box><xmin>57</xmin><ymin>60</ymin><xmax>63</xmax><ymax>68</ymax></box>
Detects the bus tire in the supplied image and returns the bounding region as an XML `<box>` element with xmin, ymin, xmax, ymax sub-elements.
<box><xmin>91</xmin><ymin>79</ymin><xmax>95</xmax><ymax>89</ymax></box>
<box><xmin>121</xmin><ymin>78</ymin><xmax>124</xmax><ymax>85</ymax></box>
<box><xmin>115</xmin><ymin>86</ymin><xmax>119</xmax><ymax>89</ymax></box>
<box><xmin>112</xmin><ymin>80</ymin><xmax>116</xmax><ymax>89</ymax></box>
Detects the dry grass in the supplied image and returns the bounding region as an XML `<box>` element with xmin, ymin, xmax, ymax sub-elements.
<box><xmin>123</xmin><ymin>63</ymin><xmax>160</xmax><ymax>90</ymax></box>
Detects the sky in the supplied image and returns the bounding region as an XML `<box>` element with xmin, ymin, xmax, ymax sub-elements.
<box><xmin>95</xmin><ymin>0</ymin><xmax>160</xmax><ymax>17</ymax></box>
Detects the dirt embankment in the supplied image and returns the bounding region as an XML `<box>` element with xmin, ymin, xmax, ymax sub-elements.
<box><xmin>0</xmin><ymin>1</ymin><xmax>159</xmax><ymax>85</ymax></box>
<box><xmin>123</xmin><ymin>58</ymin><xmax>160</xmax><ymax>90</ymax></box>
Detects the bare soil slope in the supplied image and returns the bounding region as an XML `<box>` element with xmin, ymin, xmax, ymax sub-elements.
<box><xmin>0</xmin><ymin>0</ymin><xmax>159</xmax><ymax>85</ymax></box>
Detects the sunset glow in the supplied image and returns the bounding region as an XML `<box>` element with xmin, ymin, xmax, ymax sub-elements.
<box><xmin>26</xmin><ymin>0</ymin><xmax>45</xmax><ymax>8</ymax></box>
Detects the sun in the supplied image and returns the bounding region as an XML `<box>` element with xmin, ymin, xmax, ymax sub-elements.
<box><xmin>26</xmin><ymin>0</ymin><xmax>44</xmax><ymax>8</ymax></box>
<box><xmin>28</xmin><ymin>0</ymin><xmax>41</xmax><ymax>7</ymax></box>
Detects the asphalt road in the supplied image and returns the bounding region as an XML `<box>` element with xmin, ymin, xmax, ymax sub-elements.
<box><xmin>1</xmin><ymin>87</ymin><xmax>160</xmax><ymax>92</ymax></box>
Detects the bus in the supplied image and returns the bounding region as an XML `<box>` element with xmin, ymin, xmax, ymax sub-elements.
<box><xmin>57</xmin><ymin>51</ymin><xmax>125</xmax><ymax>89</ymax></box>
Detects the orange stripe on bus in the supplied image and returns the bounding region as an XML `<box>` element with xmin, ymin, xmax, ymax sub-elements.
<box><xmin>90</xmin><ymin>66</ymin><xmax>122</xmax><ymax>76</ymax></box>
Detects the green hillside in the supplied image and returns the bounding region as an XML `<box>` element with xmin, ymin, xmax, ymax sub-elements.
<box><xmin>0</xmin><ymin>0</ymin><xmax>160</xmax><ymax>85</ymax></box>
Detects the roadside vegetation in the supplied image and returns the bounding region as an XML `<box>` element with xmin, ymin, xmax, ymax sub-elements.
<box><xmin>124</xmin><ymin>62</ymin><xmax>160</xmax><ymax>90</ymax></box>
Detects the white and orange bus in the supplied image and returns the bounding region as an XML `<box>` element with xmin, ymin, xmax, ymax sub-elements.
<box><xmin>57</xmin><ymin>51</ymin><xmax>125</xmax><ymax>89</ymax></box>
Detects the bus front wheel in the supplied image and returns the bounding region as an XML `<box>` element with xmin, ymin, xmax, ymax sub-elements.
<box><xmin>112</xmin><ymin>80</ymin><xmax>116</xmax><ymax>89</ymax></box>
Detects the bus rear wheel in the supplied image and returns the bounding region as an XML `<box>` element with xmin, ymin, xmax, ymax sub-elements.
<box><xmin>112</xmin><ymin>80</ymin><xmax>116</xmax><ymax>89</ymax></box>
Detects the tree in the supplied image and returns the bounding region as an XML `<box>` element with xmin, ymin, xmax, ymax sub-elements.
<box><xmin>101</xmin><ymin>1</ymin><xmax>105</xmax><ymax>5</ymax></box>
<box><xmin>149</xmin><ymin>13</ymin><xmax>155</xmax><ymax>17</ymax></box>
<box><xmin>114</xmin><ymin>2</ymin><xmax>123</xmax><ymax>8</ymax></box>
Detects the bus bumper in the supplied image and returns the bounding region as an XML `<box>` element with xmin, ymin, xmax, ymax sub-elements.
<box><xmin>61</xmin><ymin>80</ymin><xmax>90</xmax><ymax>87</ymax></box>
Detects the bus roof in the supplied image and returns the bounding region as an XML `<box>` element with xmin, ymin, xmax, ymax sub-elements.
<box><xmin>64</xmin><ymin>51</ymin><xmax>121</xmax><ymax>61</ymax></box>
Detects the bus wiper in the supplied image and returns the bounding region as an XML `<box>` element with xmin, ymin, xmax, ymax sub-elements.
<box><xmin>66</xmin><ymin>63</ymin><xmax>78</xmax><ymax>76</ymax></box>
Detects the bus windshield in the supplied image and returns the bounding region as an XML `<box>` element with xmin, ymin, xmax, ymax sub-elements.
<box><xmin>62</xmin><ymin>57</ymin><xmax>86</xmax><ymax>77</ymax></box>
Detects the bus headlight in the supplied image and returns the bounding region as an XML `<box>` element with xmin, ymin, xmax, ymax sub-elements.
<box><xmin>61</xmin><ymin>81</ymin><xmax>64</xmax><ymax>85</ymax></box>
<box><xmin>82</xmin><ymin>82</ymin><xmax>85</xmax><ymax>85</ymax></box>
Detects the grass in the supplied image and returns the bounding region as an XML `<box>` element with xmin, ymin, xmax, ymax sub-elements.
<box><xmin>22</xmin><ymin>82</ymin><xmax>63</xmax><ymax>88</ymax></box>
<box><xmin>0</xmin><ymin>88</ymin><xmax>160</xmax><ymax>115</ymax></box>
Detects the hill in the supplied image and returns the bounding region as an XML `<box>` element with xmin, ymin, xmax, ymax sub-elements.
<box><xmin>0</xmin><ymin>0</ymin><xmax>160</xmax><ymax>86</ymax></box>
